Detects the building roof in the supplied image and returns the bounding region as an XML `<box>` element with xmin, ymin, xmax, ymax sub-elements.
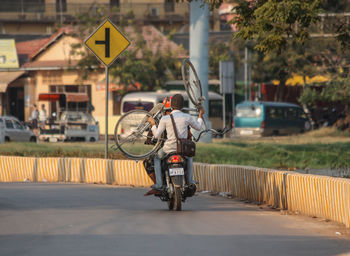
<box><xmin>15</xmin><ymin>25</ymin><xmax>186</xmax><ymax>71</ymax></box>
<box><xmin>16</xmin><ymin>27</ymin><xmax>72</xmax><ymax>63</ymax></box>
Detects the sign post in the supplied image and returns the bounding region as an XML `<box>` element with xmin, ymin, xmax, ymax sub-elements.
<box><xmin>220</xmin><ymin>60</ymin><xmax>235</xmax><ymax>137</ymax></box>
<box><xmin>84</xmin><ymin>19</ymin><xmax>130</xmax><ymax>158</ymax></box>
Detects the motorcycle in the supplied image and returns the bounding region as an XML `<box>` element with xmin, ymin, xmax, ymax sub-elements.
<box><xmin>114</xmin><ymin>59</ymin><xmax>229</xmax><ymax>210</ymax></box>
<box><xmin>143</xmin><ymin>153</ymin><xmax>196</xmax><ymax>211</ymax></box>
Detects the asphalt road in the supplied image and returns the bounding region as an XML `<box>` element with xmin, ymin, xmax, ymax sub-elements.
<box><xmin>0</xmin><ymin>183</ymin><xmax>349</xmax><ymax>256</ymax></box>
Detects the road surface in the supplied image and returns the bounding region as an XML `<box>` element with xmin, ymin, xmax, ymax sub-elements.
<box><xmin>0</xmin><ymin>183</ymin><xmax>349</xmax><ymax>256</ymax></box>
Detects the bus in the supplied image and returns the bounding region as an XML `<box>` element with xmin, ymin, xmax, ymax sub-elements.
<box><xmin>234</xmin><ymin>101</ymin><xmax>312</xmax><ymax>136</ymax></box>
<box><xmin>120</xmin><ymin>90</ymin><xmax>223</xmax><ymax>129</ymax></box>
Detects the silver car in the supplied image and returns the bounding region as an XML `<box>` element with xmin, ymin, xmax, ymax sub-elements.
<box><xmin>0</xmin><ymin>116</ymin><xmax>37</xmax><ymax>142</ymax></box>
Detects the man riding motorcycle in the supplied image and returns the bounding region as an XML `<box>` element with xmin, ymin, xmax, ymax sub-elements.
<box><xmin>147</xmin><ymin>94</ymin><xmax>205</xmax><ymax>193</ymax></box>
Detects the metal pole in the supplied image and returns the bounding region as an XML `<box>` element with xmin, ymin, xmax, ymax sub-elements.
<box><xmin>244</xmin><ymin>46</ymin><xmax>248</xmax><ymax>101</ymax></box>
<box><xmin>105</xmin><ymin>66</ymin><xmax>109</xmax><ymax>159</ymax></box>
<box><xmin>219</xmin><ymin>61</ymin><xmax>225</xmax><ymax>130</ymax></box>
<box><xmin>247</xmin><ymin>48</ymin><xmax>250</xmax><ymax>100</ymax></box>
<box><xmin>190</xmin><ymin>0</ymin><xmax>210</xmax><ymax>142</ymax></box>
<box><xmin>223</xmin><ymin>93</ymin><xmax>226</xmax><ymax>128</ymax></box>
<box><xmin>231</xmin><ymin>62</ymin><xmax>235</xmax><ymax>137</ymax></box>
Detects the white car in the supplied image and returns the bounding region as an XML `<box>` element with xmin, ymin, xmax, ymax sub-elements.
<box><xmin>0</xmin><ymin>116</ymin><xmax>36</xmax><ymax>142</ymax></box>
<box><xmin>39</xmin><ymin>111</ymin><xmax>99</xmax><ymax>142</ymax></box>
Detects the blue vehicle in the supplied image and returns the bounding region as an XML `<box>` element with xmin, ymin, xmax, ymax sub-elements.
<box><xmin>234</xmin><ymin>101</ymin><xmax>311</xmax><ymax>136</ymax></box>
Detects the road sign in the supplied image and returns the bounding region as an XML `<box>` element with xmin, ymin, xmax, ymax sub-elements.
<box><xmin>84</xmin><ymin>19</ymin><xmax>130</xmax><ymax>159</ymax></box>
<box><xmin>84</xmin><ymin>19</ymin><xmax>130</xmax><ymax>67</ymax></box>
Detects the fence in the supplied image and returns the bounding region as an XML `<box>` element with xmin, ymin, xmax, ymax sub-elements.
<box><xmin>0</xmin><ymin>156</ymin><xmax>349</xmax><ymax>228</ymax></box>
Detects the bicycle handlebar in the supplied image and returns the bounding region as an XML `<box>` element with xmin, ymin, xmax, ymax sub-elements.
<box><xmin>192</xmin><ymin>128</ymin><xmax>232</xmax><ymax>142</ymax></box>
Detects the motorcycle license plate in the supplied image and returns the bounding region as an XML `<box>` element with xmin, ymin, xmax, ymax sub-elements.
<box><xmin>169</xmin><ymin>168</ymin><xmax>184</xmax><ymax>176</ymax></box>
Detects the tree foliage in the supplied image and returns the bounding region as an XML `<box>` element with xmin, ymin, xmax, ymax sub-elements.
<box><xmin>111</xmin><ymin>38</ymin><xmax>180</xmax><ymax>92</ymax></box>
<box><xmin>209</xmin><ymin>41</ymin><xmax>232</xmax><ymax>78</ymax></box>
<box><xmin>232</xmin><ymin>0</ymin><xmax>321</xmax><ymax>53</ymax></box>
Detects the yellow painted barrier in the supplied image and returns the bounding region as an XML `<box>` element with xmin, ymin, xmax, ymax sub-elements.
<box><xmin>0</xmin><ymin>156</ymin><xmax>36</xmax><ymax>182</ymax></box>
<box><xmin>0</xmin><ymin>156</ymin><xmax>349</xmax><ymax>228</ymax></box>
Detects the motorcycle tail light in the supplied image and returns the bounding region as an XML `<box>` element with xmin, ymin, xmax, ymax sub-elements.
<box><xmin>121</xmin><ymin>128</ymin><xmax>124</xmax><ymax>134</ymax></box>
<box><xmin>168</xmin><ymin>155</ymin><xmax>183</xmax><ymax>164</ymax></box>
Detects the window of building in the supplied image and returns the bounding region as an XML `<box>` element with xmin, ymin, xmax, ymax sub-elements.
<box><xmin>56</xmin><ymin>0</ymin><xmax>67</xmax><ymax>12</ymax></box>
<box><xmin>0</xmin><ymin>0</ymin><xmax>45</xmax><ymax>12</ymax></box>
<box><xmin>110</xmin><ymin>0</ymin><xmax>120</xmax><ymax>8</ymax></box>
<box><xmin>48</xmin><ymin>85</ymin><xmax>91</xmax><ymax>115</ymax></box>
<box><xmin>164</xmin><ymin>0</ymin><xmax>175</xmax><ymax>12</ymax></box>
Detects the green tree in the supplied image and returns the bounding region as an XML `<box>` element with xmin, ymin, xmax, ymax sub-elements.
<box><xmin>232</xmin><ymin>0</ymin><xmax>321</xmax><ymax>53</ymax></box>
<box><xmin>230</xmin><ymin>0</ymin><xmax>350</xmax><ymax>53</ymax></box>
<box><xmin>209</xmin><ymin>41</ymin><xmax>232</xmax><ymax>78</ymax></box>
<box><xmin>111</xmin><ymin>34</ymin><xmax>180</xmax><ymax>91</ymax></box>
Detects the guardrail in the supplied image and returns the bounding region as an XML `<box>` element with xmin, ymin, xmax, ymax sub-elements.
<box><xmin>0</xmin><ymin>156</ymin><xmax>349</xmax><ymax>228</ymax></box>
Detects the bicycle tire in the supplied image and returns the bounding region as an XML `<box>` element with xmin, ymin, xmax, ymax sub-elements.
<box><xmin>114</xmin><ymin>110</ymin><xmax>163</xmax><ymax>160</ymax></box>
<box><xmin>181</xmin><ymin>59</ymin><xmax>203</xmax><ymax>108</ymax></box>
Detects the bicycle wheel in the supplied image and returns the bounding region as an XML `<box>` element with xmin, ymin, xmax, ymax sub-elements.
<box><xmin>114</xmin><ymin>110</ymin><xmax>163</xmax><ymax>160</ymax></box>
<box><xmin>181</xmin><ymin>59</ymin><xmax>203</xmax><ymax>108</ymax></box>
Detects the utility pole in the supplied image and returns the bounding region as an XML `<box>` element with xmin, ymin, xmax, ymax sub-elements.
<box><xmin>190</xmin><ymin>0</ymin><xmax>210</xmax><ymax>142</ymax></box>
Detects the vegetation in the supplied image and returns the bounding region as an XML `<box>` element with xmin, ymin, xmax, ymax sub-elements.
<box><xmin>1</xmin><ymin>128</ymin><xmax>350</xmax><ymax>170</ymax></box>
<box><xmin>226</xmin><ymin>0</ymin><xmax>350</xmax><ymax>120</ymax></box>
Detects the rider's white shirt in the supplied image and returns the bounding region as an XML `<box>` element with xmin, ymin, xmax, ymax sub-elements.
<box><xmin>151</xmin><ymin>110</ymin><xmax>203</xmax><ymax>154</ymax></box>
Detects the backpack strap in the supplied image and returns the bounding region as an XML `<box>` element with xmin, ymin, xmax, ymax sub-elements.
<box><xmin>170</xmin><ymin>114</ymin><xmax>179</xmax><ymax>140</ymax></box>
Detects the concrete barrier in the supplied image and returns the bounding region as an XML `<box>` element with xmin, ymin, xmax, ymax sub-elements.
<box><xmin>0</xmin><ymin>156</ymin><xmax>349</xmax><ymax>228</ymax></box>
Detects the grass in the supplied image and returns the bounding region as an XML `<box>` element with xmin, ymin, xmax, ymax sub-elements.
<box><xmin>0</xmin><ymin>127</ymin><xmax>349</xmax><ymax>170</ymax></box>
<box><xmin>195</xmin><ymin>141</ymin><xmax>350</xmax><ymax>170</ymax></box>
<box><xmin>0</xmin><ymin>142</ymin><xmax>126</xmax><ymax>159</ymax></box>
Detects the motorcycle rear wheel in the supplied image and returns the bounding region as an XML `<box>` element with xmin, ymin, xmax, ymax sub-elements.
<box><xmin>174</xmin><ymin>187</ymin><xmax>182</xmax><ymax>211</ymax></box>
<box><xmin>167</xmin><ymin>198</ymin><xmax>174</xmax><ymax>210</ymax></box>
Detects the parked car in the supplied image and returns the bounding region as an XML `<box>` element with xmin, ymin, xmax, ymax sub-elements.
<box><xmin>0</xmin><ymin>118</ymin><xmax>5</xmax><ymax>144</ymax></box>
<box><xmin>234</xmin><ymin>101</ymin><xmax>312</xmax><ymax>136</ymax></box>
<box><xmin>37</xmin><ymin>93</ymin><xmax>99</xmax><ymax>142</ymax></box>
<box><xmin>39</xmin><ymin>111</ymin><xmax>99</xmax><ymax>142</ymax></box>
<box><xmin>0</xmin><ymin>116</ymin><xmax>37</xmax><ymax>142</ymax></box>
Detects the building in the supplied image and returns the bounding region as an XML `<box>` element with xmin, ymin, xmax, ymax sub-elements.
<box><xmin>0</xmin><ymin>25</ymin><xmax>187</xmax><ymax>134</ymax></box>
<box><xmin>0</xmin><ymin>0</ymin><xmax>221</xmax><ymax>36</ymax></box>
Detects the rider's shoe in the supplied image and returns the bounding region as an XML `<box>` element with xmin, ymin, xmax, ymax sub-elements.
<box><xmin>151</xmin><ymin>184</ymin><xmax>164</xmax><ymax>191</ymax></box>
<box><xmin>144</xmin><ymin>188</ymin><xmax>162</xmax><ymax>196</ymax></box>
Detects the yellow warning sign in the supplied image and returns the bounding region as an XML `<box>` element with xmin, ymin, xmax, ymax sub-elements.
<box><xmin>84</xmin><ymin>19</ymin><xmax>130</xmax><ymax>67</ymax></box>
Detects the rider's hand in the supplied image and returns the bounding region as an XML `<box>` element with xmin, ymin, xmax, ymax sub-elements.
<box><xmin>148</xmin><ymin>117</ymin><xmax>156</xmax><ymax>126</ymax></box>
<box><xmin>199</xmin><ymin>107</ymin><xmax>205</xmax><ymax>118</ymax></box>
